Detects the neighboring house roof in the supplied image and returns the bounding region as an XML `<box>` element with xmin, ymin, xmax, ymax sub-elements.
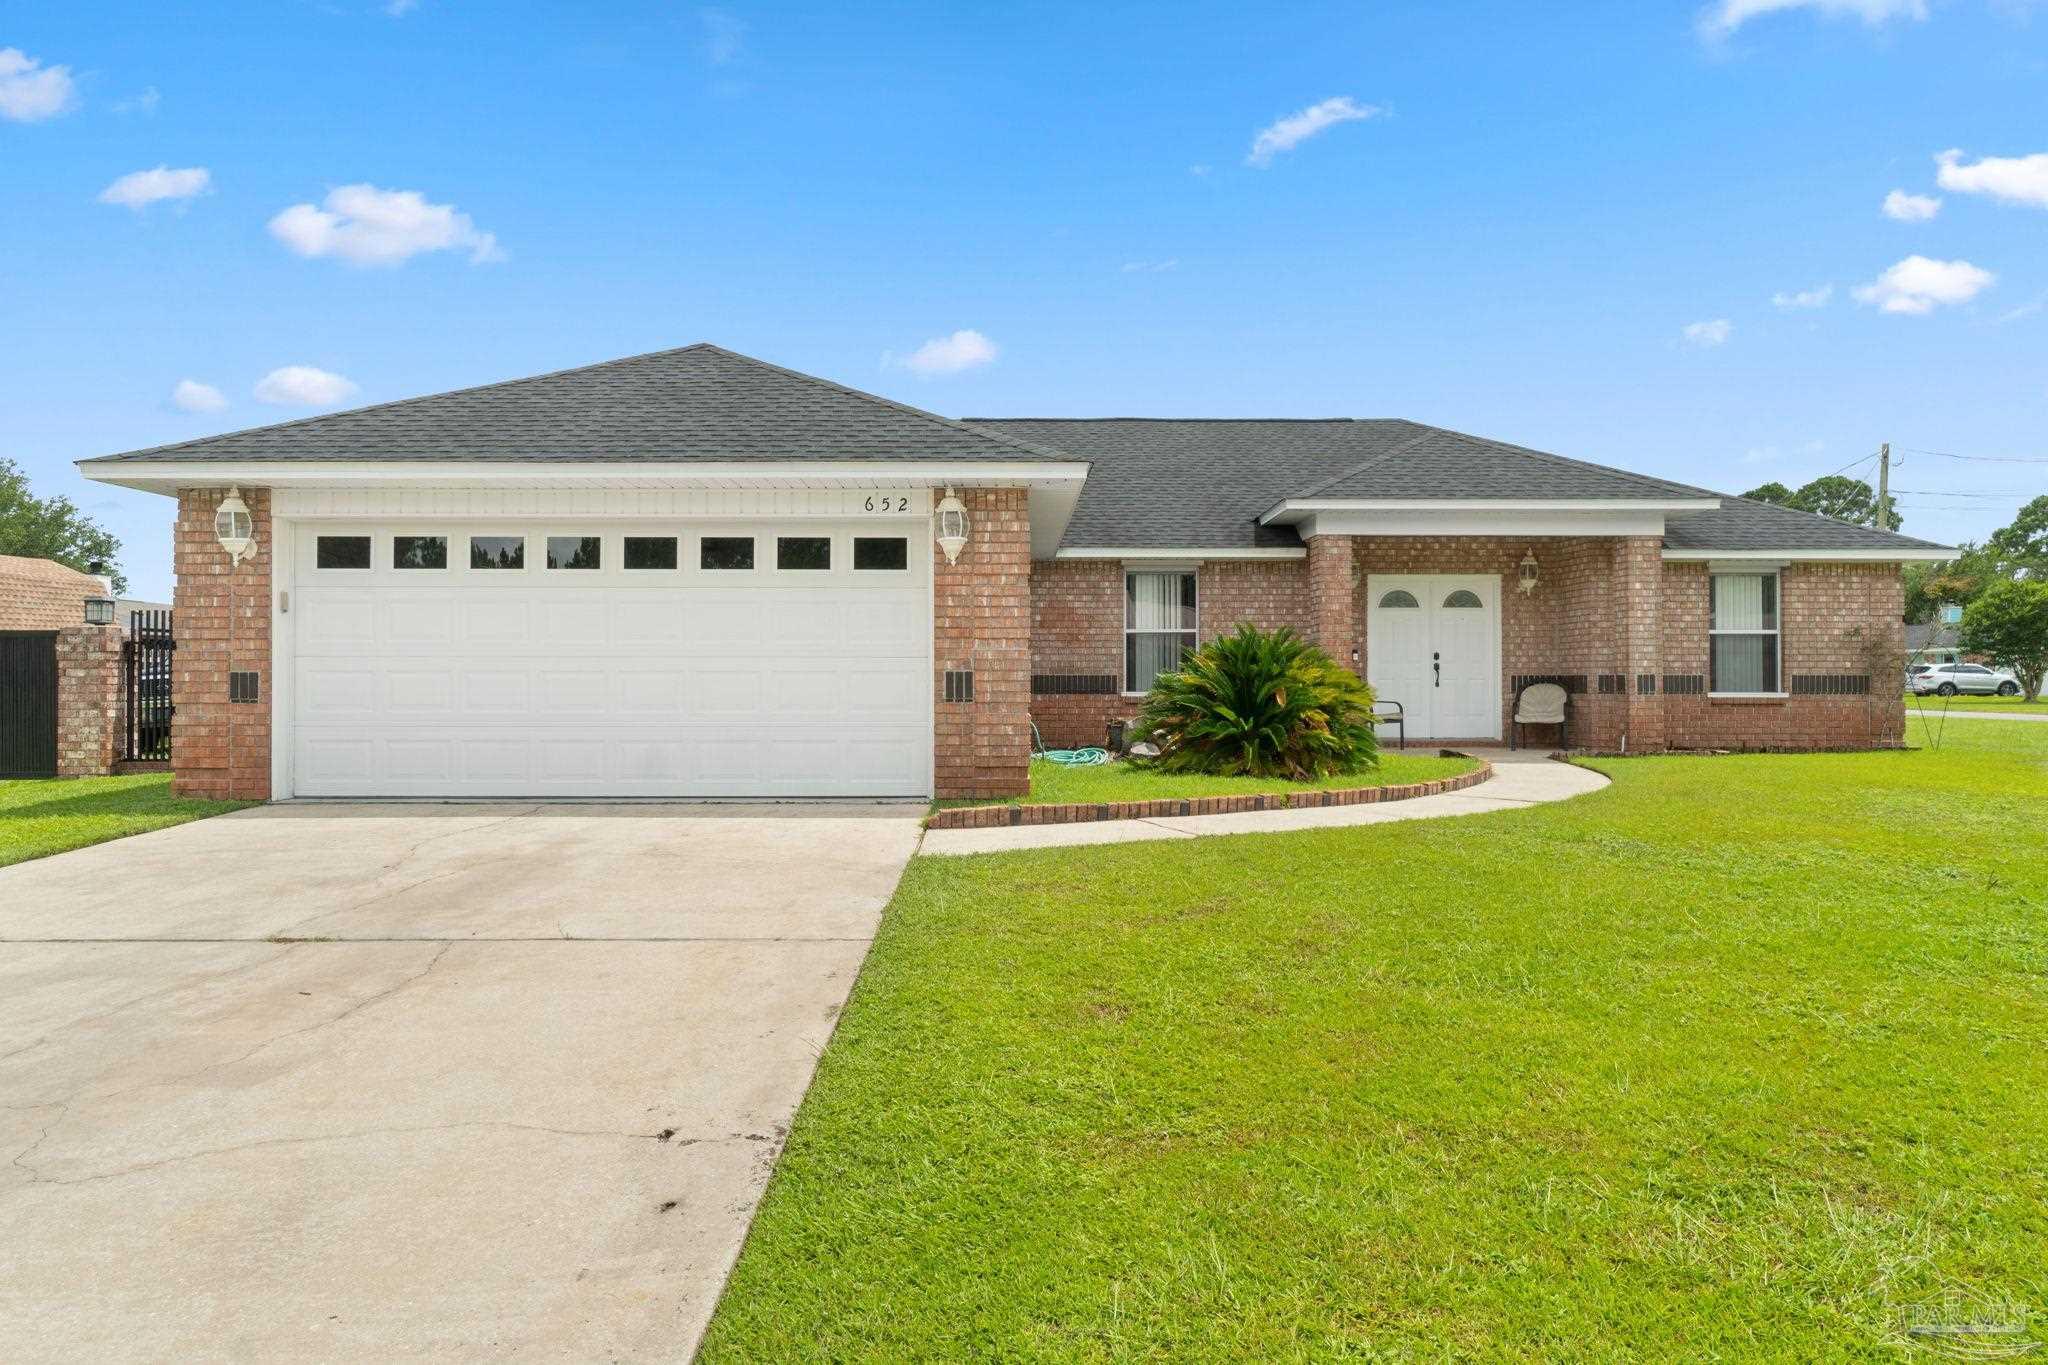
<box><xmin>1905</xmin><ymin>623</ymin><xmax>1962</xmax><ymax>653</ymax></box>
<box><xmin>80</xmin><ymin>344</ymin><xmax>1068</xmax><ymax>466</ymax></box>
<box><xmin>0</xmin><ymin>555</ymin><xmax>105</xmax><ymax>631</ymax></box>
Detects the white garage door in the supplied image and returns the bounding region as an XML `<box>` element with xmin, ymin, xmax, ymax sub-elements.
<box><xmin>284</xmin><ymin>521</ymin><xmax>931</xmax><ymax>797</ymax></box>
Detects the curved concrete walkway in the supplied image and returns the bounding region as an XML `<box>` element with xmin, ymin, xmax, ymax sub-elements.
<box><xmin>919</xmin><ymin>750</ymin><xmax>1608</xmax><ymax>856</ymax></box>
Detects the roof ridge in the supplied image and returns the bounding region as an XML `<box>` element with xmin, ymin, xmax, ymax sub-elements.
<box><xmin>1286</xmin><ymin>422</ymin><xmax>1440</xmax><ymax>500</ymax></box>
<box><xmin>85</xmin><ymin>343</ymin><xmax>1081</xmax><ymax>466</ymax></box>
<box><xmin>691</xmin><ymin>347</ymin><xmax>1075</xmax><ymax>462</ymax></box>
<box><xmin>962</xmin><ymin>416</ymin><xmax>1374</xmax><ymax>424</ymax></box>
<box><xmin>80</xmin><ymin>343</ymin><xmax>740</xmax><ymax>464</ymax></box>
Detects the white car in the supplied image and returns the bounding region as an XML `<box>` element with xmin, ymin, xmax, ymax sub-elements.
<box><xmin>1910</xmin><ymin>662</ymin><xmax>2024</xmax><ymax>697</ymax></box>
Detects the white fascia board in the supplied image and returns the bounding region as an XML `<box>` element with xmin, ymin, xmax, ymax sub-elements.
<box><xmin>76</xmin><ymin>458</ymin><xmax>1091</xmax><ymax>497</ymax></box>
<box><xmin>1662</xmin><ymin>547</ymin><xmax>1955</xmax><ymax>563</ymax></box>
<box><xmin>1259</xmin><ymin>496</ymin><xmax>1720</xmax><ymax>525</ymax></box>
<box><xmin>1294</xmin><ymin>508</ymin><xmax>1668</xmax><ymax>539</ymax></box>
<box><xmin>1054</xmin><ymin>546</ymin><xmax>1307</xmax><ymax>561</ymax></box>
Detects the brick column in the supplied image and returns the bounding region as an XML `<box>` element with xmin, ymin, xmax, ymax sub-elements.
<box><xmin>1306</xmin><ymin>535</ymin><xmax>1358</xmax><ymax>673</ymax></box>
<box><xmin>1614</xmin><ymin>535</ymin><xmax>1665</xmax><ymax>752</ymax></box>
<box><xmin>174</xmin><ymin>488</ymin><xmax>273</xmax><ymax>800</ymax></box>
<box><xmin>934</xmin><ymin>487</ymin><xmax>1031</xmax><ymax>798</ymax></box>
<box><xmin>54</xmin><ymin>624</ymin><xmax>124</xmax><ymax>777</ymax></box>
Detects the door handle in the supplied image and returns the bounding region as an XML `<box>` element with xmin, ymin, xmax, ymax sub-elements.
<box><xmin>1433</xmin><ymin>651</ymin><xmax>1440</xmax><ymax>687</ymax></box>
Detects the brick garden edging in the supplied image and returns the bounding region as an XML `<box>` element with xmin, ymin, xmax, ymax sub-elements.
<box><xmin>926</xmin><ymin>760</ymin><xmax>1494</xmax><ymax>830</ymax></box>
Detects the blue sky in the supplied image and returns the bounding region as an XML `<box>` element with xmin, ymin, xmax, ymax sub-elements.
<box><xmin>6</xmin><ymin>0</ymin><xmax>2046</xmax><ymax>600</ymax></box>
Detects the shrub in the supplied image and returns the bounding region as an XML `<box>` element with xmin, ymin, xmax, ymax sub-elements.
<box><xmin>1131</xmin><ymin>625</ymin><xmax>1378</xmax><ymax>779</ymax></box>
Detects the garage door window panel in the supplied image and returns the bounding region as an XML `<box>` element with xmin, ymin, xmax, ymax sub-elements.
<box><xmin>471</xmin><ymin>536</ymin><xmax>526</xmax><ymax>570</ymax></box>
<box><xmin>624</xmin><ymin>537</ymin><xmax>678</xmax><ymax>571</ymax></box>
<box><xmin>701</xmin><ymin>537</ymin><xmax>755</xmax><ymax>572</ymax></box>
<box><xmin>316</xmin><ymin>535</ymin><xmax>371</xmax><ymax>570</ymax></box>
<box><xmin>777</xmin><ymin>536</ymin><xmax>832</xmax><ymax>571</ymax></box>
<box><xmin>546</xmin><ymin>536</ymin><xmax>602</xmax><ymax>570</ymax></box>
<box><xmin>393</xmin><ymin>536</ymin><xmax>448</xmax><ymax>570</ymax></box>
<box><xmin>854</xmin><ymin>536</ymin><xmax>909</xmax><ymax>572</ymax></box>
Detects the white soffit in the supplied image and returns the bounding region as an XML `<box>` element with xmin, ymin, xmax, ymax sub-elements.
<box><xmin>1290</xmin><ymin>507</ymin><xmax>1670</xmax><ymax>538</ymax></box>
<box><xmin>1663</xmin><ymin>547</ymin><xmax>1956</xmax><ymax>563</ymax></box>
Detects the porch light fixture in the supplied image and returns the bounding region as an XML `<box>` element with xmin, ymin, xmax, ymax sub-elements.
<box><xmin>84</xmin><ymin>596</ymin><xmax>116</xmax><ymax>626</ymax></box>
<box><xmin>214</xmin><ymin>486</ymin><xmax>256</xmax><ymax>567</ymax></box>
<box><xmin>1518</xmin><ymin>549</ymin><xmax>1540</xmax><ymax>595</ymax></box>
<box><xmin>935</xmin><ymin>489</ymin><xmax>969</xmax><ymax>565</ymax></box>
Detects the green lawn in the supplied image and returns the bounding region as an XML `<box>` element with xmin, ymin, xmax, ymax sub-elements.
<box><xmin>1903</xmin><ymin>691</ymin><xmax>2048</xmax><ymax>711</ymax></box>
<box><xmin>0</xmin><ymin>774</ymin><xmax>253</xmax><ymax>869</ymax></box>
<box><xmin>942</xmin><ymin>752</ymin><xmax>1479</xmax><ymax>809</ymax></box>
<box><xmin>704</xmin><ymin>721</ymin><xmax>2048</xmax><ymax>1361</ymax></box>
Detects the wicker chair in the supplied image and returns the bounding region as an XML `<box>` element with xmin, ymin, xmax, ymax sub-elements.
<box><xmin>1510</xmin><ymin>682</ymin><xmax>1569</xmax><ymax>751</ymax></box>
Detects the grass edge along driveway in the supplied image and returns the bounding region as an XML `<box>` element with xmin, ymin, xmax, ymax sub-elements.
<box><xmin>939</xmin><ymin>751</ymin><xmax>1478</xmax><ymax>810</ymax></box>
<box><xmin>0</xmin><ymin>774</ymin><xmax>254</xmax><ymax>869</ymax></box>
<box><xmin>703</xmin><ymin>721</ymin><xmax>2048</xmax><ymax>1361</ymax></box>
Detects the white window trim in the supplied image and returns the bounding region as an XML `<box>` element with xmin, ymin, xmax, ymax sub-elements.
<box><xmin>1123</xmin><ymin>567</ymin><xmax>1199</xmax><ymax>696</ymax></box>
<box><xmin>1708</xmin><ymin>568</ymin><xmax>1782</xmax><ymax>698</ymax></box>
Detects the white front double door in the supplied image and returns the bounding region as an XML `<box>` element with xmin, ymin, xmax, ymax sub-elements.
<box><xmin>1365</xmin><ymin>575</ymin><xmax>1502</xmax><ymax>740</ymax></box>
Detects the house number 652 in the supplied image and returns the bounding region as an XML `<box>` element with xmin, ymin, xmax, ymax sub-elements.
<box><xmin>863</xmin><ymin>496</ymin><xmax>909</xmax><ymax>512</ymax></box>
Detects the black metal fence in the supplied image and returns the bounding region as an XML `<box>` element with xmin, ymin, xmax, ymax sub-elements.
<box><xmin>0</xmin><ymin>631</ymin><xmax>59</xmax><ymax>778</ymax></box>
<box><xmin>124</xmin><ymin>610</ymin><xmax>174</xmax><ymax>762</ymax></box>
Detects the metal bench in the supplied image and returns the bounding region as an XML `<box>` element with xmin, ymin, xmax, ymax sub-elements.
<box><xmin>1371</xmin><ymin>699</ymin><xmax>1406</xmax><ymax>751</ymax></box>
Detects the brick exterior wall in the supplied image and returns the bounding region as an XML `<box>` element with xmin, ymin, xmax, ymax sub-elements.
<box><xmin>1662</xmin><ymin>560</ymin><xmax>1905</xmax><ymax>750</ymax></box>
<box><xmin>1029</xmin><ymin>538</ymin><xmax>1908</xmax><ymax>753</ymax></box>
<box><xmin>934</xmin><ymin>487</ymin><xmax>1032</xmax><ymax>797</ymax></box>
<box><xmin>0</xmin><ymin>557</ymin><xmax>103</xmax><ymax>630</ymax></box>
<box><xmin>54</xmin><ymin>624</ymin><xmax>124</xmax><ymax>777</ymax></box>
<box><xmin>1306</xmin><ymin>536</ymin><xmax>1356</xmax><ymax>673</ymax></box>
<box><xmin>1029</xmin><ymin>558</ymin><xmax>1312</xmax><ymax>749</ymax></box>
<box><xmin>173</xmin><ymin>488</ymin><xmax>273</xmax><ymax>800</ymax></box>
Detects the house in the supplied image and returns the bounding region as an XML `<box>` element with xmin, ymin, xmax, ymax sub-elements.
<box><xmin>1905</xmin><ymin>622</ymin><xmax>1965</xmax><ymax>669</ymax></box>
<box><xmin>0</xmin><ymin>555</ymin><xmax>111</xmax><ymax>630</ymax></box>
<box><xmin>77</xmin><ymin>344</ymin><xmax>1953</xmax><ymax>801</ymax></box>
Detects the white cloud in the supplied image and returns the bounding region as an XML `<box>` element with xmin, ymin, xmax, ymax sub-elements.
<box><xmin>1245</xmin><ymin>96</ymin><xmax>1381</xmax><ymax>168</ymax></box>
<box><xmin>701</xmin><ymin>8</ymin><xmax>745</xmax><ymax>63</ymax></box>
<box><xmin>268</xmin><ymin>184</ymin><xmax>504</xmax><ymax>267</ymax></box>
<box><xmin>1882</xmin><ymin>188</ymin><xmax>1941</xmax><ymax>220</ymax></box>
<box><xmin>1699</xmin><ymin>0</ymin><xmax>1926</xmax><ymax>37</ymax></box>
<box><xmin>1188</xmin><ymin>163</ymin><xmax>1212</xmax><ymax>177</ymax></box>
<box><xmin>386</xmin><ymin>0</ymin><xmax>419</xmax><ymax>13</ymax></box>
<box><xmin>888</xmin><ymin>330</ymin><xmax>999</xmax><ymax>377</ymax></box>
<box><xmin>1935</xmin><ymin>147</ymin><xmax>2048</xmax><ymax>209</ymax></box>
<box><xmin>254</xmin><ymin>366</ymin><xmax>359</xmax><ymax>407</ymax></box>
<box><xmin>171</xmin><ymin>380</ymin><xmax>228</xmax><ymax>413</ymax></box>
<box><xmin>98</xmin><ymin>166</ymin><xmax>212</xmax><ymax>210</ymax></box>
<box><xmin>1682</xmin><ymin>318</ymin><xmax>1734</xmax><ymax>346</ymax></box>
<box><xmin>1121</xmin><ymin>259</ymin><xmax>1180</xmax><ymax>273</ymax></box>
<box><xmin>1853</xmin><ymin>255</ymin><xmax>1994</xmax><ymax>314</ymax></box>
<box><xmin>0</xmin><ymin>47</ymin><xmax>77</xmax><ymax>122</ymax></box>
<box><xmin>114</xmin><ymin>86</ymin><xmax>161</xmax><ymax>115</ymax></box>
<box><xmin>1771</xmin><ymin>283</ymin><xmax>1833</xmax><ymax>308</ymax></box>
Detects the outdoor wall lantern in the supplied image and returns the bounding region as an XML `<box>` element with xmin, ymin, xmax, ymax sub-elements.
<box><xmin>84</xmin><ymin>596</ymin><xmax>116</xmax><ymax>626</ymax></box>
<box><xmin>935</xmin><ymin>489</ymin><xmax>970</xmax><ymax>565</ymax></box>
<box><xmin>215</xmin><ymin>486</ymin><xmax>256</xmax><ymax>566</ymax></box>
<box><xmin>1518</xmin><ymin>549</ymin><xmax>1540</xmax><ymax>595</ymax></box>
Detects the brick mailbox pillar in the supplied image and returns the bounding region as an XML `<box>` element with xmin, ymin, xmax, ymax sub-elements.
<box><xmin>54</xmin><ymin>624</ymin><xmax>125</xmax><ymax>777</ymax></box>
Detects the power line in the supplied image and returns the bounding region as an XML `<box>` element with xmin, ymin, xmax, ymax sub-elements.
<box><xmin>1890</xmin><ymin>488</ymin><xmax>2036</xmax><ymax>498</ymax></box>
<box><xmin>1899</xmin><ymin>446</ymin><xmax>2048</xmax><ymax>465</ymax></box>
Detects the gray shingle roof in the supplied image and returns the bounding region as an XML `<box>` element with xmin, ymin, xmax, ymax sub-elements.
<box><xmin>1659</xmin><ymin>495</ymin><xmax>1953</xmax><ymax>555</ymax></box>
<box><xmin>82</xmin><ymin>344</ymin><xmax>1070</xmax><ymax>465</ymax></box>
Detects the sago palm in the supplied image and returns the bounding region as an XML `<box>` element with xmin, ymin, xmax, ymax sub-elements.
<box><xmin>1131</xmin><ymin>625</ymin><xmax>1378</xmax><ymax>779</ymax></box>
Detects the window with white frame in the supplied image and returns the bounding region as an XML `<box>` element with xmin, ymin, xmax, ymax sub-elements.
<box><xmin>1710</xmin><ymin>571</ymin><xmax>1780</xmax><ymax>694</ymax></box>
<box><xmin>1125</xmin><ymin>570</ymin><xmax>1197</xmax><ymax>693</ymax></box>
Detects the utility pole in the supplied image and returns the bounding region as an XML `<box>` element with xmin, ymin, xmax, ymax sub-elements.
<box><xmin>1875</xmin><ymin>442</ymin><xmax>1891</xmax><ymax>529</ymax></box>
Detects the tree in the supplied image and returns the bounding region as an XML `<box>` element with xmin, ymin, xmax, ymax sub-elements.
<box><xmin>0</xmin><ymin>459</ymin><xmax>127</xmax><ymax>593</ymax></box>
<box><xmin>1959</xmin><ymin>579</ymin><xmax>2048</xmax><ymax>701</ymax></box>
<box><xmin>1741</xmin><ymin>475</ymin><xmax>1901</xmax><ymax>530</ymax></box>
<box><xmin>1986</xmin><ymin>494</ymin><xmax>2048</xmax><ymax>577</ymax></box>
<box><xmin>1904</xmin><ymin>540</ymin><xmax>2003</xmax><ymax>623</ymax></box>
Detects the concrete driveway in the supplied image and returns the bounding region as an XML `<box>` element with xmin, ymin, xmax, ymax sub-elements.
<box><xmin>0</xmin><ymin>801</ymin><xmax>924</xmax><ymax>1361</ymax></box>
